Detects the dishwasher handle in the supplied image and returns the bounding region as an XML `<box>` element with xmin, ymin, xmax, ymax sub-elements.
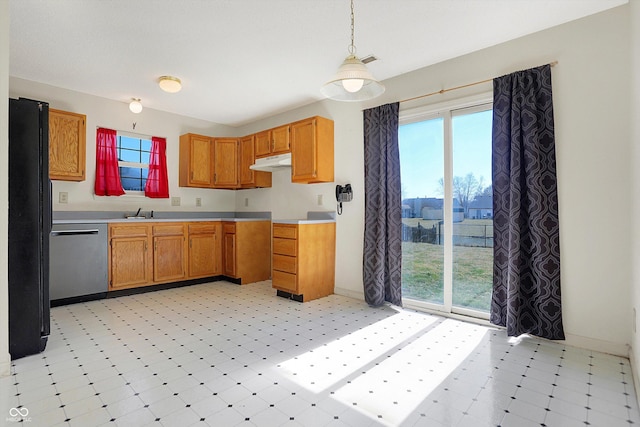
<box><xmin>51</xmin><ymin>229</ymin><xmax>100</xmax><ymax>236</ymax></box>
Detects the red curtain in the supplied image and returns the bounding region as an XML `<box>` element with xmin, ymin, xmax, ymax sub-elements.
<box><xmin>145</xmin><ymin>136</ymin><xmax>169</xmax><ymax>198</ymax></box>
<box><xmin>94</xmin><ymin>127</ymin><xmax>125</xmax><ymax>196</ymax></box>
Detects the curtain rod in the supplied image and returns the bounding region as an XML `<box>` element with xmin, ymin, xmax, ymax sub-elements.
<box><xmin>400</xmin><ymin>61</ymin><xmax>558</xmax><ymax>104</ymax></box>
<box><xmin>96</xmin><ymin>126</ymin><xmax>157</xmax><ymax>140</ymax></box>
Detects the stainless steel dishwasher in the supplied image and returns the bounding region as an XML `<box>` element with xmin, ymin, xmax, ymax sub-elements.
<box><xmin>50</xmin><ymin>223</ymin><xmax>108</xmax><ymax>303</ymax></box>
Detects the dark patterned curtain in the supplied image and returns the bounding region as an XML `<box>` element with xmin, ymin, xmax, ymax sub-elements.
<box><xmin>363</xmin><ymin>103</ymin><xmax>402</xmax><ymax>307</ymax></box>
<box><xmin>491</xmin><ymin>64</ymin><xmax>565</xmax><ymax>340</ymax></box>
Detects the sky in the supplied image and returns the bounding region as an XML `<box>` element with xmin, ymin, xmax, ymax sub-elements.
<box><xmin>398</xmin><ymin>109</ymin><xmax>492</xmax><ymax>199</ymax></box>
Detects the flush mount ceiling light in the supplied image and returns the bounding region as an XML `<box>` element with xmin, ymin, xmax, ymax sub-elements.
<box><xmin>129</xmin><ymin>98</ymin><xmax>143</xmax><ymax>114</ymax></box>
<box><xmin>320</xmin><ymin>0</ymin><xmax>384</xmax><ymax>102</ymax></box>
<box><xmin>158</xmin><ymin>76</ymin><xmax>182</xmax><ymax>93</ymax></box>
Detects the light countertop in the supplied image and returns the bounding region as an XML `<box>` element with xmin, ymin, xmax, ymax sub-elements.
<box><xmin>272</xmin><ymin>219</ymin><xmax>336</xmax><ymax>224</ymax></box>
<box><xmin>53</xmin><ymin>218</ymin><xmax>271</xmax><ymax>225</ymax></box>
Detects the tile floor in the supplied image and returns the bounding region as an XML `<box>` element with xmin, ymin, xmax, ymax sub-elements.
<box><xmin>1</xmin><ymin>280</ymin><xmax>639</xmax><ymax>427</ymax></box>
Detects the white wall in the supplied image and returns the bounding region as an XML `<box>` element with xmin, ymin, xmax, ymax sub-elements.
<box><xmin>0</xmin><ymin>0</ymin><xmax>11</xmax><ymax>376</ymax></box>
<box><xmin>236</xmin><ymin>5</ymin><xmax>633</xmax><ymax>353</ymax></box>
<box><xmin>9</xmin><ymin>78</ymin><xmax>239</xmax><ymax>213</ymax></box>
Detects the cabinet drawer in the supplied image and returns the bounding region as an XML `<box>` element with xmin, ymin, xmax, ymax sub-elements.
<box><xmin>153</xmin><ymin>224</ymin><xmax>184</xmax><ymax>236</ymax></box>
<box><xmin>273</xmin><ymin>238</ymin><xmax>296</xmax><ymax>256</ymax></box>
<box><xmin>273</xmin><ymin>224</ymin><xmax>297</xmax><ymax>239</ymax></box>
<box><xmin>110</xmin><ymin>225</ymin><xmax>148</xmax><ymax>238</ymax></box>
<box><xmin>223</xmin><ymin>223</ymin><xmax>236</xmax><ymax>234</ymax></box>
<box><xmin>189</xmin><ymin>223</ymin><xmax>216</xmax><ymax>234</ymax></box>
<box><xmin>273</xmin><ymin>254</ymin><xmax>296</xmax><ymax>274</ymax></box>
<box><xmin>272</xmin><ymin>270</ymin><xmax>297</xmax><ymax>292</ymax></box>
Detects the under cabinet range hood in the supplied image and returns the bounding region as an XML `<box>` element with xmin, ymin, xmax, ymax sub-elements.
<box><xmin>249</xmin><ymin>153</ymin><xmax>292</xmax><ymax>172</ymax></box>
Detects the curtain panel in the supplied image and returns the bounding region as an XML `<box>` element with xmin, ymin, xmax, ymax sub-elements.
<box><xmin>363</xmin><ymin>102</ymin><xmax>403</xmax><ymax>307</ymax></box>
<box><xmin>491</xmin><ymin>64</ymin><xmax>565</xmax><ymax>340</ymax></box>
<box><xmin>94</xmin><ymin>127</ymin><xmax>125</xmax><ymax>196</ymax></box>
<box><xmin>145</xmin><ymin>137</ymin><xmax>169</xmax><ymax>198</ymax></box>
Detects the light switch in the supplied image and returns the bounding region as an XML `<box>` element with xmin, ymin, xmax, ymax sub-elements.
<box><xmin>171</xmin><ymin>197</ymin><xmax>181</xmax><ymax>206</ymax></box>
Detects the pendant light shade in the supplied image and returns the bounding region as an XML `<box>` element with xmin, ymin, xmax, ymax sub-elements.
<box><xmin>321</xmin><ymin>55</ymin><xmax>385</xmax><ymax>101</ymax></box>
<box><xmin>129</xmin><ymin>98</ymin><xmax>143</xmax><ymax>114</ymax></box>
<box><xmin>321</xmin><ymin>0</ymin><xmax>384</xmax><ymax>102</ymax></box>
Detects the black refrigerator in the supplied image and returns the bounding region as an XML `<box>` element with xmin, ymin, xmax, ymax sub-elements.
<box><xmin>8</xmin><ymin>97</ymin><xmax>51</xmax><ymax>360</ymax></box>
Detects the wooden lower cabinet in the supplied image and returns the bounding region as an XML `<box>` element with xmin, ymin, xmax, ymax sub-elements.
<box><xmin>109</xmin><ymin>220</ymin><xmax>270</xmax><ymax>292</ymax></box>
<box><xmin>188</xmin><ymin>222</ymin><xmax>221</xmax><ymax>278</ymax></box>
<box><xmin>222</xmin><ymin>221</ymin><xmax>271</xmax><ymax>284</ymax></box>
<box><xmin>109</xmin><ymin>224</ymin><xmax>152</xmax><ymax>290</ymax></box>
<box><xmin>272</xmin><ymin>222</ymin><xmax>336</xmax><ymax>302</ymax></box>
<box><xmin>152</xmin><ymin>224</ymin><xmax>186</xmax><ymax>283</ymax></box>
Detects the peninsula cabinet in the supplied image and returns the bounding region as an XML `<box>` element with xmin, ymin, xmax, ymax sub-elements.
<box><xmin>255</xmin><ymin>124</ymin><xmax>290</xmax><ymax>158</ymax></box>
<box><xmin>188</xmin><ymin>222</ymin><xmax>221</xmax><ymax>278</ymax></box>
<box><xmin>290</xmin><ymin>116</ymin><xmax>334</xmax><ymax>184</ymax></box>
<box><xmin>239</xmin><ymin>135</ymin><xmax>272</xmax><ymax>188</ymax></box>
<box><xmin>222</xmin><ymin>221</ymin><xmax>271</xmax><ymax>284</ymax></box>
<box><xmin>179</xmin><ymin>133</ymin><xmax>215</xmax><ymax>188</ymax></box>
<box><xmin>152</xmin><ymin>224</ymin><xmax>186</xmax><ymax>283</ymax></box>
<box><xmin>49</xmin><ymin>108</ymin><xmax>86</xmax><ymax>181</ymax></box>
<box><xmin>109</xmin><ymin>224</ymin><xmax>152</xmax><ymax>291</ymax></box>
<box><xmin>272</xmin><ymin>222</ymin><xmax>336</xmax><ymax>302</ymax></box>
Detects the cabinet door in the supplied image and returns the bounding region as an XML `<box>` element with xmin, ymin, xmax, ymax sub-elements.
<box><xmin>239</xmin><ymin>135</ymin><xmax>254</xmax><ymax>186</ymax></box>
<box><xmin>154</xmin><ymin>235</ymin><xmax>186</xmax><ymax>282</ymax></box>
<box><xmin>291</xmin><ymin>119</ymin><xmax>317</xmax><ymax>182</ymax></box>
<box><xmin>49</xmin><ymin>109</ymin><xmax>86</xmax><ymax>181</ymax></box>
<box><xmin>213</xmin><ymin>138</ymin><xmax>239</xmax><ymax>188</ymax></box>
<box><xmin>180</xmin><ymin>134</ymin><xmax>214</xmax><ymax>188</ymax></box>
<box><xmin>240</xmin><ymin>135</ymin><xmax>272</xmax><ymax>189</ymax></box>
<box><xmin>255</xmin><ymin>130</ymin><xmax>271</xmax><ymax>158</ymax></box>
<box><xmin>223</xmin><ymin>231</ymin><xmax>236</xmax><ymax>277</ymax></box>
<box><xmin>189</xmin><ymin>233</ymin><xmax>217</xmax><ymax>278</ymax></box>
<box><xmin>110</xmin><ymin>237</ymin><xmax>151</xmax><ymax>289</ymax></box>
<box><xmin>271</xmin><ymin>124</ymin><xmax>290</xmax><ymax>154</ymax></box>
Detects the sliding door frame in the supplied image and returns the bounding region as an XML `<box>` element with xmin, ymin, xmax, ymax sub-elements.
<box><xmin>399</xmin><ymin>93</ymin><xmax>493</xmax><ymax>321</ymax></box>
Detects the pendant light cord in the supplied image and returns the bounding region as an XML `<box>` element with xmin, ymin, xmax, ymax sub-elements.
<box><xmin>348</xmin><ymin>0</ymin><xmax>356</xmax><ymax>55</ymax></box>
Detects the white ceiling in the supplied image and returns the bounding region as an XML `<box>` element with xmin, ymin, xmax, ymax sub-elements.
<box><xmin>9</xmin><ymin>0</ymin><xmax>626</xmax><ymax>127</ymax></box>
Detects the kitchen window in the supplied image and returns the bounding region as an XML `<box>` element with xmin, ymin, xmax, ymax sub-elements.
<box><xmin>116</xmin><ymin>134</ymin><xmax>151</xmax><ymax>192</ymax></box>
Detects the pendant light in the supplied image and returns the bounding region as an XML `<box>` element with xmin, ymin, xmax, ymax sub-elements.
<box><xmin>129</xmin><ymin>98</ymin><xmax>142</xmax><ymax>114</ymax></box>
<box><xmin>321</xmin><ymin>0</ymin><xmax>384</xmax><ymax>102</ymax></box>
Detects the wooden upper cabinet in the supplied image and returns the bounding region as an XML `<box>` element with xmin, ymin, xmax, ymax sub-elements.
<box><xmin>255</xmin><ymin>124</ymin><xmax>290</xmax><ymax>158</ymax></box>
<box><xmin>254</xmin><ymin>130</ymin><xmax>271</xmax><ymax>158</ymax></box>
<box><xmin>291</xmin><ymin>117</ymin><xmax>334</xmax><ymax>183</ymax></box>
<box><xmin>239</xmin><ymin>135</ymin><xmax>272</xmax><ymax>189</ymax></box>
<box><xmin>49</xmin><ymin>108</ymin><xmax>86</xmax><ymax>181</ymax></box>
<box><xmin>213</xmin><ymin>138</ymin><xmax>239</xmax><ymax>189</ymax></box>
<box><xmin>179</xmin><ymin>133</ymin><xmax>214</xmax><ymax>188</ymax></box>
<box><xmin>271</xmin><ymin>124</ymin><xmax>290</xmax><ymax>155</ymax></box>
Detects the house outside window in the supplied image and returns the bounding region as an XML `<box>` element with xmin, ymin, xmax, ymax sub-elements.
<box><xmin>116</xmin><ymin>135</ymin><xmax>151</xmax><ymax>193</ymax></box>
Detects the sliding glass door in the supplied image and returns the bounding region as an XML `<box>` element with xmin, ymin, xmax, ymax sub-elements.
<box><xmin>399</xmin><ymin>101</ymin><xmax>492</xmax><ymax>318</ymax></box>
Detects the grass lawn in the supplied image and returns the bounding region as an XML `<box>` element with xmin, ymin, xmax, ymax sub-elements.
<box><xmin>402</xmin><ymin>241</ymin><xmax>493</xmax><ymax>312</ymax></box>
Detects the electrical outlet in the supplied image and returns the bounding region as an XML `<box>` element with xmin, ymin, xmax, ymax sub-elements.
<box><xmin>171</xmin><ymin>196</ymin><xmax>181</xmax><ymax>206</ymax></box>
<box><xmin>244</xmin><ymin>198</ymin><xmax>249</xmax><ymax>207</ymax></box>
<box><xmin>317</xmin><ymin>194</ymin><xmax>323</xmax><ymax>206</ymax></box>
<box><xmin>59</xmin><ymin>192</ymin><xmax>68</xmax><ymax>204</ymax></box>
<box><xmin>195</xmin><ymin>197</ymin><xmax>202</xmax><ymax>207</ymax></box>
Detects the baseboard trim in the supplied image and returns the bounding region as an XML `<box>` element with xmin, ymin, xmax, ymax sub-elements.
<box><xmin>561</xmin><ymin>333</ymin><xmax>630</xmax><ymax>357</ymax></box>
<box><xmin>630</xmin><ymin>347</ymin><xmax>640</xmax><ymax>410</ymax></box>
<box><xmin>0</xmin><ymin>352</ymin><xmax>11</xmax><ymax>377</ymax></box>
<box><xmin>334</xmin><ymin>287</ymin><xmax>364</xmax><ymax>301</ymax></box>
